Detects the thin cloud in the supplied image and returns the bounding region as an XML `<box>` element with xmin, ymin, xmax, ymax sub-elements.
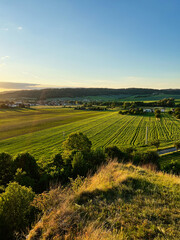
<box><xmin>0</xmin><ymin>82</ymin><xmax>63</xmax><ymax>91</ymax></box>
<box><xmin>0</xmin><ymin>82</ymin><xmax>39</xmax><ymax>90</ymax></box>
<box><xmin>17</xmin><ymin>26</ymin><xmax>23</xmax><ymax>31</ymax></box>
<box><xmin>0</xmin><ymin>28</ymin><xmax>8</xmax><ymax>31</ymax></box>
<box><xmin>1</xmin><ymin>56</ymin><xmax>10</xmax><ymax>61</ymax></box>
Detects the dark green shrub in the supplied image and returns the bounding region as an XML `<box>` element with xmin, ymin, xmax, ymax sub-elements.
<box><xmin>86</xmin><ymin>148</ymin><xmax>106</xmax><ymax>170</ymax></box>
<box><xmin>174</xmin><ymin>141</ymin><xmax>180</xmax><ymax>151</ymax></box>
<box><xmin>13</xmin><ymin>152</ymin><xmax>39</xmax><ymax>180</ymax></box>
<box><xmin>13</xmin><ymin>153</ymin><xmax>39</xmax><ymax>191</ymax></box>
<box><xmin>14</xmin><ymin>168</ymin><xmax>36</xmax><ymax>189</ymax></box>
<box><xmin>132</xmin><ymin>151</ymin><xmax>160</xmax><ymax>169</ymax></box>
<box><xmin>151</xmin><ymin>139</ymin><xmax>160</xmax><ymax>150</ymax></box>
<box><xmin>105</xmin><ymin>146</ymin><xmax>124</xmax><ymax>160</ymax></box>
<box><xmin>0</xmin><ymin>182</ymin><xmax>35</xmax><ymax>239</ymax></box>
<box><xmin>72</xmin><ymin>152</ymin><xmax>87</xmax><ymax>176</ymax></box>
<box><xmin>0</xmin><ymin>153</ymin><xmax>14</xmax><ymax>186</ymax></box>
<box><xmin>162</xmin><ymin>160</ymin><xmax>180</xmax><ymax>175</ymax></box>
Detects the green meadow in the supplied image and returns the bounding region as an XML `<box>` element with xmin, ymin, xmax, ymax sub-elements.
<box><xmin>0</xmin><ymin>108</ymin><xmax>180</xmax><ymax>161</ymax></box>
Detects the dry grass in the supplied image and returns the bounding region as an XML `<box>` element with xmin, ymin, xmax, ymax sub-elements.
<box><xmin>27</xmin><ymin>161</ymin><xmax>180</xmax><ymax>240</ymax></box>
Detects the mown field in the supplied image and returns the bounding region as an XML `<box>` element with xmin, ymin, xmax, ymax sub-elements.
<box><xmin>0</xmin><ymin>107</ymin><xmax>105</xmax><ymax>140</ymax></box>
<box><xmin>0</xmin><ymin>108</ymin><xmax>180</xmax><ymax>161</ymax></box>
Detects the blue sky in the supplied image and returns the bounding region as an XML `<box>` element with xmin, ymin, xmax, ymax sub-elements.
<box><xmin>0</xmin><ymin>0</ymin><xmax>180</xmax><ymax>91</ymax></box>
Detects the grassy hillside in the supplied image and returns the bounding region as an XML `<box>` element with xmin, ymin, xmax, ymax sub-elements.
<box><xmin>0</xmin><ymin>109</ymin><xmax>179</xmax><ymax>160</ymax></box>
<box><xmin>27</xmin><ymin>161</ymin><xmax>180</xmax><ymax>240</ymax></box>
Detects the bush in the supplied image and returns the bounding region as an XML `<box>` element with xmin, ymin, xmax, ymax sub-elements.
<box><xmin>105</xmin><ymin>146</ymin><xmax>124</xmax><ymax>160</ymax></box>
<box><xmin>13</xmin><ymin>152</ymin><xmax>39</xmax><ymax>180</ymax></box>
<box><xmin>162</xmin><ymin>160</ymin><xmax>180</xmax><ymax>175</ymax></box>
<box><xmin>133</xmin><ymin>151</ymin><xmax>160</xmax><ymax>169</ymax></box>
<box><xmin>174</xmin><ymin>141</ymin><xmax>180</xmax><ymax>151</ymax></box>
<box><xmin>0</xmin><ymin>153</ymin><xmax>14</xmax><ymax>186</ymax></box>
<box><xmin>151</xmin><ymin>139</ymin><xmax>160</xmax><ymax>150</ymax></box>
<box><xmin>72</xmin><ymin>152</ymin><xmax>87</xmax><ymax>176</ymax></box>
<box><xmin>0</xmin><ymin>182</ymin><xmax>35</xmax><ymax>239</ymax></box>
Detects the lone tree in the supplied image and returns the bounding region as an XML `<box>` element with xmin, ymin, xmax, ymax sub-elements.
<box><xmin>63</xmin><ymin>132</ymin><xmax>92</xmax><ymax>155</ymax></box>
<box><xmin>151</xmin><ymin>139</ymin><xmax>160</xmax><ymax>151</ymax></box>
<box><xmin>174</xmin><ymin>141</ymin><xmax>180</xmax><ymax>151</ymax></box>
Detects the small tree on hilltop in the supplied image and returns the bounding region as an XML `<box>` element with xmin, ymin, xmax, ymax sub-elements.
<box><xmin>151</xmin><ymin>139</ymin><xmax>160</xmax><ymax>151</ymax></box>
<box><xmin>174</xmin><ymin>141</ymin><xmax>180</xmax><ymax>151</ymax></box>
<box><xmin>63</xmin><ymin>132</ymin><xmax>92</xmax><ymax>155</ymax></box>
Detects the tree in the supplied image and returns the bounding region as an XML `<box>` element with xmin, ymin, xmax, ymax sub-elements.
<box><xmin>63</xmin><ymin>132</ymin><xmax>92</xmax><ymax>154</ymax></box>
<box><xmin>0</xmin><ymin>153</ymin><xmax>14</xmax><ymax>186</ymax></box>
<box><xmin>45</xmin><ymin>153</ymin><xmax>66</xmax><ymax>181</ymax></box>
<box><xmin>105</xmin><ymin>146</ymin><xmax>124</xmax><ymax>160</ymax></box>
<box><xmin>13</xmin><ymin>152</ymin><xmax>39</xmax><ymax>180</ymax></box>
<box><xmin>154</xmin><ymin>109</ymin><xmax>161</xmax><ymax>118</ymax></box>
<box><xmin>0</xmin><ymin>182</ymin><xmax>35</xmax><ymax>239</ymax></box>
<box><xmin>151</xmin><ymin>139</ymin><xmax>160</xmax><ymax>150</ymax></box>
<box><xmin>174</xmin><ymin>141</ymin><xmax>180</xmax><ymax>151</ymax></box>
<box><xmin>72</xmin><ymin>152</ymin><xmax>87</xmax><ymax>176</ymax></box>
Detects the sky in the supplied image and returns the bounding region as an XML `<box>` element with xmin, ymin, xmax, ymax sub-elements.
<box><xmin>0</xmin><ymin>0</ymin><xmax>180</xmax><ymax>92</ymax></box>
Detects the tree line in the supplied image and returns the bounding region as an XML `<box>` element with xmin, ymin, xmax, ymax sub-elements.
<box><xmin>0</xmin><ymin>87</ymin><xmax>180</xmax><ymax>100</ymax></box>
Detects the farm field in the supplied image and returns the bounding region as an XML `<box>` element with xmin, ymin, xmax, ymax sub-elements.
<box><xmin>0</xmin><ymin>108</ymin><xmax>180</xmax><ymax>161</ymax></box>
<box><xmin>0</xmin><ymin>107</ymin><xmax>106</xmax><ymax>140</ymax></box>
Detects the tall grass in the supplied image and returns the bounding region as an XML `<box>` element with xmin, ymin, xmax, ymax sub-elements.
<box><xmin>27</xmin><ymin>161</ymin><xmax>180</xmax><ymax>240</ymax></box>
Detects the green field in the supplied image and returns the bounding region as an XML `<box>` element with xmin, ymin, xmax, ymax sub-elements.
<box><xmin>0</xmin><ymin>107</ymin><xmax>105</xmax><ymax>140</ymax></box>
<box><xmin>0</xmin><ymin>108</ymin><xmax>180</xmax><ymax>160</ymax></box>
<box><xmin>160</xmin><ymin>151</ymin><xmax>180</xmax><ymax>167</ymax></box>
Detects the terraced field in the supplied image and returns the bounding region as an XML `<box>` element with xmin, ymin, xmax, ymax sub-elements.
<box><xmin>0</xmin><ymin>108</ymin><xmax>180</xmax><ymax>160</ymax></box>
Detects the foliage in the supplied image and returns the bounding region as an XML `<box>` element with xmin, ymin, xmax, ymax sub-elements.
<box><xmin>70</xmin><ymin>175</ymin><xmax>87</xmax><ymax>193</ymax></box>
<box><xmin>133</xmin><ymin>151</ymin><xmax>160</xmax><ymax>169</ymax></box>
<box><xmin>72</xmin><ymin>152</ymin><xmax>87</xmax><ymax>176</ymax></box>
<box><xmin>63</xmin><ymin>132</ymin><xmax>92</xmax><ymax>155</ymax></box>
<box><xmin>14</xmin><ymin>168</ymin><xmax>36</xmax><ymax>189</ymax></box>
<box><xmin>174</xmin><ymin>141</ymin><xmax>180</xmax><ymax>151</ymax></box>
<box><xmin>105</xmin><ymin>146</ymin><xmax>124</xmax><ymax>160</ymax></box>
<box><xmin>0</xmin><ymin>152</ymin><xmax>13</xmax><ymax>186</ymax></box>
<box><xmin>174</xmin><ymin>107</ymin><xmax>180</xmax><ymax>119</ymax></box>
<box><xmin>0</xmin><ymin>182</ymin><xmax>35</xmax><ymax>239</ymax></box>
<box><xmin>162</xmin><ymin>160</ymin><xmax>180</xmax><ymax>175</ymax></box>
<box><xmin>151</xmin><ymin>139</ymin><xmax>160</xmax><ymax>150</ymax></box>
<box><xmin>13</xmin><ymin>152</ymin><xmax>39</xmax><ymax>179</ymax></box>
<box><xmin>119</xmin><ymin>107</ymin><xmax>144</xmax><ymax>115</ymax></box>
<box><xmin>1</xmin><ymin>87</ymin><xmax>180</xmax><ymax>100</ymax></box>
<box><xmin>154</xmin><ymin>109</ymin><xmax>161</xmax><ymax>118</ymax></box>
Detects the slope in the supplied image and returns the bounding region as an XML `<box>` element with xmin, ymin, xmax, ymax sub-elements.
<box><xmin>27</xmin><ymin>161</ymin><xmax>180</xmax><ymax>240</ymax></box>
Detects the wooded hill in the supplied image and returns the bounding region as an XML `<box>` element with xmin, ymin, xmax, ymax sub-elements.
<box><xmin>0</xmin><ymin>88</ymin><xmax>180</xmax><ymax>100</ymax></box>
